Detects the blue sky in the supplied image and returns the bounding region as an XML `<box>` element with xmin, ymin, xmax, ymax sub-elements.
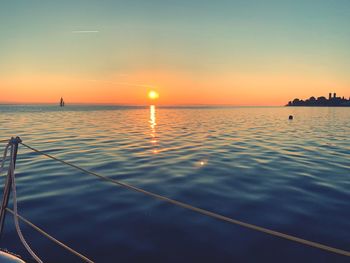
<box><xmin>1</xmin><ymin>0</ymin><xmax>349</xmax><ymax>104</ymax></box>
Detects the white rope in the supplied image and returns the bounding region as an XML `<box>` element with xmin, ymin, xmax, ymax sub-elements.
<box><xmin>4</xmin><ymin>208</ymin><xmax>94</xmax><ymax>263</ymax></box>
<box><xmin>8</xmin><ymin>142</ymin><xmax>43</xmax><ymax>263</ymax></box>
<box><xmin>0</xmin><ymin>140</ymin><xmax>94</xmax><ymax>263</ymax></box>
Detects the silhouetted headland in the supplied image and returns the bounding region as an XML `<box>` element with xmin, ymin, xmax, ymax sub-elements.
<box><xmin>287</xmin><ymin>93</ymin><xmax>350</xmax><ymax>107</ymax></box>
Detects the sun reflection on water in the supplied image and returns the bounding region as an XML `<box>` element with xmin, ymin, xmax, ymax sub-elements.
<box><xmin>149</xmin><ymin>105</ymin><xmax>159</xmax><ymax>153</ymax></box>
<box><xmin>150</xmin><ymin>105</ymin><xmax>156</xmax><ymax>129</ymax></box>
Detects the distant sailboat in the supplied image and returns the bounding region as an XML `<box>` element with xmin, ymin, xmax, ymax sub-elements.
<box><xmin>60</xmin><ymin>97</ymin><xmax>65</xmax><ymax>107</ymax></box>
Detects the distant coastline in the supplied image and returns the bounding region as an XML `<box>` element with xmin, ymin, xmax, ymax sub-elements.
<box><xmin>287</xmin><ymin>93</ymin><xmax>350</xmax><ymax>107</ymax></box>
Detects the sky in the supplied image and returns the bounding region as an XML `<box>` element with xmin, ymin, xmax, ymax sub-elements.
<box><xmin>1</xmin><ymin>0</ymin><xmax>350</xmax><ymax>105</ymax></box>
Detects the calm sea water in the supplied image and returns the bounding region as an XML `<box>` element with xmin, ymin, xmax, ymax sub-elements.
<box><xmin>0</xmin><ymin>105</ymin><xmax>349</xmax><ymax>263</ymax></box>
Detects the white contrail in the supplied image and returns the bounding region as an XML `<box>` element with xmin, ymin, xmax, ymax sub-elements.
<box><xmin>72</xmin><ymin>30</ymin><xmax>99</xmax><ymax>33</ymax></box>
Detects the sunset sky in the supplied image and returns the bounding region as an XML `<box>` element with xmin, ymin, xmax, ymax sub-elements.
<box><xmin>1</xmin><ymin>0</ymin><xmax>350</xmax><ymax>105</ymax></box>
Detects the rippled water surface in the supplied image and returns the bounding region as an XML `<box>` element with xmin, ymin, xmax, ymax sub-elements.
<box><xmin>0</xmin><ymin>105</ymin><xmax>349</xmax><ymax>262</ymax></box>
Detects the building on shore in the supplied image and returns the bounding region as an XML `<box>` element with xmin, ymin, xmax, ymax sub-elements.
<box><xmin>287</xmin><ymin>93</ymin><xmax>350</xmax><ymax>107</ymax></box>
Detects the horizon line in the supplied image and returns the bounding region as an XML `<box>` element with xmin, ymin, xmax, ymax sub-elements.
<box><xmin>0</xmin><ymin>102</ymin><xmax>283</xmax><ymax>107</ymax></box>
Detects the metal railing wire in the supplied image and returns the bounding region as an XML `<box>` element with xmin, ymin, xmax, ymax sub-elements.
<box><xmin>0</xmin><ymin>137</ymin><xmax>349</xmax><ymax>262</ymax></box>
<box><xmin>19</xmin><ymin>141</ymin><xmax>350</xmax><ymax>258</ymax></box>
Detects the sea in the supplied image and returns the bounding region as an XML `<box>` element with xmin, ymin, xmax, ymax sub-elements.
<box><xmin>0</xmin><ymin>105</ymin><xmax>349</xmax><ymax>263</ymax></box>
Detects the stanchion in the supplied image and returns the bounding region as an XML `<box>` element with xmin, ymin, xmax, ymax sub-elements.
<box><xmin>0</xmin><ymin>137</ymin><xmax>21</xmax><ymax>236</ymax></box>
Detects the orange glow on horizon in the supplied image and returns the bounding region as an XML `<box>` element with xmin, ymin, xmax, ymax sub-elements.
<box><xmin>0</xmin><ymin>70</ymin><xmax>348</xmax><ymax>106</ymax></box>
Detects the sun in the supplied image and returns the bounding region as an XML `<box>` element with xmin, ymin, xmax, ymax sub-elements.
<box><xmin>148</xmin><ymin>90</ymin><xmax>159</xmax><ymax>100</ymax></box>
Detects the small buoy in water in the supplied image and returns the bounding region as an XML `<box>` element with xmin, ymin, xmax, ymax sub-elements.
<box><xmin>289</xmin><ymin>115</ymin><xmax>293</xmax><ymax>120</ymax></box>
